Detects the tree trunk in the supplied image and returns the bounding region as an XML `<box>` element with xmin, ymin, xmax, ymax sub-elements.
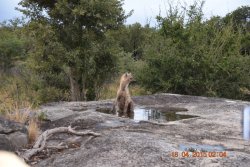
<box><xmin>81</xmin><ymin>73</ymin><xmax>87</xmax><ymax>101</ymax></box>
<box><xmin>69</xmin><ymin>67</ymin><xmax>82</xmax><ymax>101</ymax></box>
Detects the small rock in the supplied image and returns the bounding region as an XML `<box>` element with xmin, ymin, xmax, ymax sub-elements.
<box><xmin>0</xmin><ymin>117</ymin><xmax>28</xmax><ymax>151</ymax></box>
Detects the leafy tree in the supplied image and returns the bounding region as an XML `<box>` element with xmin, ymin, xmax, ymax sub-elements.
<box><xmin>110</xmin><ymin>23</ymin><xmax>155</xmax><ymax>60</ymax></box>
<box><xmin>0</xmin><ymin>21</ymin><xmax>26</xmax><ymax>74</ymax></box>
<box><xmin>224</xmin><ymin>6</ymin><xmax>250</xmax><ymax>55</ymax></box>
<box><xmin>224</xmin><ymin>6</ymin><xmax>250</xmax><ymax>31</ymax></box>
<box><xmin>137</xmin><ymin>2</ymin><xmax>250</xmax><ymax>100</ymax></box>
<box><xmin>119</xmin><ymin>23</ymin><xmax>145</xmax><ymax>60</ymax></box>
<box><xmin>18</xmin><ymin>0</ymin><xmax>129</xmax><ymax>101</ymax></box>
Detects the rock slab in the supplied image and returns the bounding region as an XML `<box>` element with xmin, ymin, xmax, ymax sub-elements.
<box><xmin>0</xmin><ymin>117</ymin><xmax>28</xmax><ymax>151</ymax></box>
<box><xmin>29</xmin><ymin>94</ymin><xmax>250</xmax><ymax>167</ymax></box>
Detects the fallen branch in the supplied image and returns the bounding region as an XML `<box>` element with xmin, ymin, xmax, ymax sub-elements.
<box><xmin>22</xmin><ymin>126</ymin><xmax>100</xmax><ymax>161</ymax></box>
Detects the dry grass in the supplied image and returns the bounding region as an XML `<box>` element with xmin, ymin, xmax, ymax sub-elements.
<box><xmin>3</xmin><ymin>102</ymin><xmax>40</xmax><ymax>144</ymax></box>
<box><xmin>0</xmin><ymin>88</ymin><xmax>40</xmax><ymax>143</ymax></box>
<box><xmin>28</xmin><ymin>118</ymin><xmax>40</xmax><ymax>144</ymax></box>
<box><xmin>130</xmin><ymin>85</ymin><xmax>149</xmax><ymax>96</ymax></box>
<box><xmin>3</xmin><ymin>100</ymin><xmax>31</xmax><ymax>124</ymax></box>
<box><xmin>99</xmin><ymin>77</ymin><xmax>148</xmax><ymax>100</ymax></box>
<box><xmin>0</xmin><ymin>83</ymin><xmax>31</xmax><ymax>122</ymax></box>
<box><xmin>99</xmin><ymin>79</ymin><xmax>120</xmax><ymax>100</ymax></box>
<box><xmin>4</xmin><ymin>103</ymin><xmax>40</xmax><ymax>144</ymax></box>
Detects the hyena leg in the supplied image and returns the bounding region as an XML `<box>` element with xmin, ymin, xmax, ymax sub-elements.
<box><xmin>112</xmin><ymin>100</ymin><xmax>118</xmax><ymax>114</ymax></box>
<box><xmin>129</xmin><ymin>101</ymin><xmax>134</xmax><ymax>112</ymax></box>
<box><xmin>127</xmin><ymin>101</ymin><xmax>134</xmax><ymax>118</ymax></box>
<box><xmin>123</xmin><ymin>101</ymin><xmax>129</xmax><ymax>117</ymax></box>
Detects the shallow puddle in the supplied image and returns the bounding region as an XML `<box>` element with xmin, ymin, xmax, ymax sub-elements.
<box><xmin>132</xmin><ymin>107</ymin><xmax>196</xmax><ymax>122</ymax></box>
<box><xmin>96</xmin><ymin>107</ymin><xmax>197</xmax><ymax>122</ymax></box>
<box><xmin>243</xmin><ymin>106</ymin><xmax>250</xmax><ymax>140</ymax></box>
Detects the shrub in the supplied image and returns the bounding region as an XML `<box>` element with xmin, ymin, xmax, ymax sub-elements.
<box><xmin>137</xmin><ymin>3</ymin><xmax>250</xmax><ymax>100</ymax></box>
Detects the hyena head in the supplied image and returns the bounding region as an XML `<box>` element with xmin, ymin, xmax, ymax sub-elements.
<box><xmin>120</xmin><ymin>72</ymin><xmax>133</xmax><ymax>86</ymax></box>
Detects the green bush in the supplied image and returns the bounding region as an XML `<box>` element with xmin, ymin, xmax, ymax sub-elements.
<box><xmin>137</xmin><ymin>3</ymin><xmax>250</xmax><ymax>100</ymax></box>
<box><xmin>36</xmin><ymin>87</ymin><xmax>69</xmax><ymax>104</ymax></box>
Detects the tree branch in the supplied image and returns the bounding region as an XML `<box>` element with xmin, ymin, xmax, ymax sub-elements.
<box><xmin>22</xmin><ymin>126</ymin><xmax>100</xmax><ymax>161</ymax></box>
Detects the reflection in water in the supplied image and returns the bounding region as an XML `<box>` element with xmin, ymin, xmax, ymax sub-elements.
<box><xmin>133</xmin><ymin>108</ymin><xmax>162</xmax><ymax>121</ymax></box>
<box><xmin>243</xmin><ymin>107</ymin><xmax>250</xmax><ymax>140</ymax></box>
<box><xmin>132</xmin><ymin>108</ymin><xmax>197</xmax><ymax>122</ymax></box>
<box><xmin>96</xmin><ymin>107</ymin><xmax>197</xmax><ymax>122</ymax></box>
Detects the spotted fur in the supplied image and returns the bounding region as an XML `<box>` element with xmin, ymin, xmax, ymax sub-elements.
<box><xmin>113</xmin><ymin>72</ymin><xmax>134</xmax><ymax>117</ymax></box>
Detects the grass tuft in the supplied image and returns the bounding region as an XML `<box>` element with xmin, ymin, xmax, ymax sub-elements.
<box><xmin>4</xmin><ymin>102</ymin><xmax>30</xmax><ymax>124</ymax></box>
<box><xmin>99</xmin><ymin>77</ymin><xmax>148</xmax><ymax>100</ymax></box>
<box><xmin>28</xmin><ymin>118</ymin><xmax>40</xmax><ymax>144</ymax></box>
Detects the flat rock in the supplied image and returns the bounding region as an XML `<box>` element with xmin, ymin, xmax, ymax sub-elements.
<box><xmin>0</xmin><ymin>117</ymin><xmax>27</xmax><ymax>134</ymax></box>
<box><xmin>33</xmin><ymin>94</ymin><xmax>250</xmax><ymax>167</ymax></box>
<box><xmin>0</xmin><ymin>117</ymin><xmax>28</xmax><ymax>151</ymax></box>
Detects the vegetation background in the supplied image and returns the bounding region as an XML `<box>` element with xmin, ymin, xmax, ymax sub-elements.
<box><xmin>0</xmin><ymin>0</ymin><xmax>249</xmax><ymax>116</ymax></box>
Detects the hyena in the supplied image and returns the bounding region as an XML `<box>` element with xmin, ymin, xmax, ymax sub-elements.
<box><xmin>113</xmin><ymin>72</ymin><xmax>134</xmax><ymax>117</ymax></box>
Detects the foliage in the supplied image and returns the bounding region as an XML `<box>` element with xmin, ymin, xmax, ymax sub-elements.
<box><xmin>223</xmin><ymin>6</ymin><xmax>250</xmax><ymax>31</ymax></box>
<box><xmin>0</xmin><ymin>23</ymin><xmax>25</xmax><ymax>73</ymax></box>
<box><xmin>223</xmin><ymin>6</ymin><xmax>250</xmax><ymax>55</ymax></box>
<box><xmin>18</xmin><ymin>0</ymin><xmax>129</xmax><ymax>101</ymax></box>
<box><xmin>37</xmin><ymin>111</ymin><xmax>47</xmax><ymax>121</ymax></box>
<box><xmin>137</xmin><ymin>3</ymin><xmax>250</xmax><ymax>100</ymax></box>
<box><xmin>0</xmin><ymin>1</ymin><xmax>249</xmax><ymax>107</ymax></box>
<box><xmin>109</xmin><ymin>23</ymin><xmax>155</xmax><ymax>60</ymax></box>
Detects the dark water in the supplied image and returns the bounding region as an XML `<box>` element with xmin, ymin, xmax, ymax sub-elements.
<box><xmin>132</xmin><ymin>107</ymin><xmax>197</xmax><ymax>122</ymax></box>
<box><xmin>243</xmin><ymin>106</ymin><xmax>250</xmax><ymax>140</ymax></box>
<box><xmin>96</xmin><ymin>107</ymin><xmax>197</xmax><ymax>122</ymax></box>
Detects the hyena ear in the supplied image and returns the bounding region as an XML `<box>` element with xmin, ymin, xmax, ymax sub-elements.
<box><xmin>125</xmin><ymin>72</ymin><xmax>128</xmax><ymax>77</ymax></box>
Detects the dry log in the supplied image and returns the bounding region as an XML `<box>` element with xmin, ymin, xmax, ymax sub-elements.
<box><xmin>22</xmin><ymin>126</ymin><xmax>100</xmax><ymax>161</ymax></box>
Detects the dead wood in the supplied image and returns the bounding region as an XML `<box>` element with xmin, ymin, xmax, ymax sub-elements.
<box><xmin>21</xmin><ymin>126</ymin><xmax>100</xmax><ymax>161</ymax></box>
